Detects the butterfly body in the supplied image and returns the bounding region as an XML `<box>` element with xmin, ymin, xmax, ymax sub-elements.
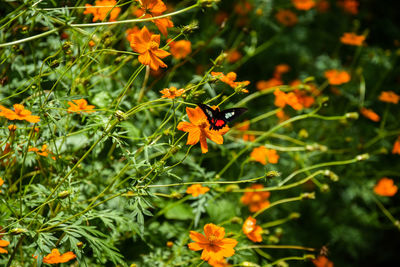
<box><xmin>198</xmin><ymin>103</ymin><xmax>247</xmax><ymax>130</ymax></box>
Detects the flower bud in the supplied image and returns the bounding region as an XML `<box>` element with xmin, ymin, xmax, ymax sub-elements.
<box><xmin>58</xmin><ymin>190</ymin><xmax>71</xmax><ymax>199</ymax></box>
<box><xmin>115</xmin><ymin>110</ymin><xmax>127</xmax><ymax>121</ymax></box>
<box><xmin>266</xmin><ymin>170</ymin><xmax>281</xmax><ymax>178</ymax></box>
<box><xmin>289</xmin><ymin>212</ymin><xmax>301</xmax><ymax>219</ymax></box>
<box><xmin>345</xmin><ymin>112</ymin><xmax>359</xmax><ymax>120</ymax></box>
<box><xmin>198</xmin><ymin>0</ymin><xmax>220</xmax><ymax>8</ymax></box>
<box><xmin>182</xmin><ymin>21</ymin><xmax>199</xmax><ymax>34</ymax></box>
<box><xmin>10</xmin><ymin>228</ymin><xmax>28</xmax><ymax>235</ymax></box>
<box><xmin>320</xmin><ymin>184</ymin><xmax>330</xmax><ymax>192</ymax></box>
<box><xmin>301</xmin><ymin>192</ymin><xmax>315</xmax><ymax>199</ymax></box>
<box><xmin>356</xmin><ymin>153</ymin><xmax>369</xmax><ymax>161</ymax></box>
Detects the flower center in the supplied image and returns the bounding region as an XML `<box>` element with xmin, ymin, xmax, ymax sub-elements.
<box><xmin>208</xmin><ymin>234</ymin><xmax>218</xmax><ymax>244</ymax></box>
<box><xmin>150</xmin><ymin>41</ymin><xmax>159</xmax><ymax>50</ymax></box>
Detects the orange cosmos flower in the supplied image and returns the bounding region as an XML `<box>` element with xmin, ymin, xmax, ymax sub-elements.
<box><xmin>374</xmin><ymin>178</ymin><xmax>398</xmax><ymax>197</ymax></box>
<box><xmin>84</xmin><ymin>0</ymin><xmax>120</xmax><ymax>22</ymax></box>
<box><xmin>324</xmin><ymin>70</ymin><xmax>351</xmax><ymax>85</ymax></box>
<box><xmin>29</xmin><ymin>144</ymin><xmax>50</xmax><ymax>157</ymax></box>
<box><xmin>292</xmin><ymin>0</ymin><xmax>316</xmax><ymax>10</ymax></box>
<box><xmin>275</xmin><ymin>9</ymin><xmax>298</xmax><ymax>26</ymax></box>
<box><xmin>250</xmin><ymin>146</ymin><xmax>279</xmax><ymax>165</ymax></box>
<box><xmin>126</xmin><ymin>26</ymin><xmax>140</xmax><ymax>42</ymax></box>
<box><xmin>0</xmin><ymin>238</ymin><xmax>9</xmax><ymax>254</ymax></box>
<box><xmin>8</xmin><ymin>124</ymin><xmax>17</xmax><ymax>131</ymax></box>
<box><xmin>337</xmin><ymin>0</ymin><xmax>359</xmax><ymax>15</ymax></box>
<box><xmin>235</xmin><ymin>120</ymin><xmax>255</xmax><ymax>141</ymax></box>
<box><xmin>274</xmin><ymin>89</ymin><xmax>303</xmax><ymax>110</ymax></box>
<box><xmin>256</xmin><ymin>78</ymin><xmax>283</xmax><ymax>91</ymax></box>
<box><xmin>241</xmin><ymin>184</ymin><xmax>271</xmax><ymax>212</ymax></box>
<box><xmin>211</xmin><ymin>72</ymin><xmax>250</xmax><ymax>89</ymax></box>
<box><xmin>242</xmin><ymin>216</ymin><xmax>263</xmax><ymax>242</ymax></box>
<box><xmin>177</xmin><ymin>106</ymin><xmax>229</xmax><ymax>154</ymax></box>
<box><xmin>0</xmin><ymin>177</ymin><xmax>4</xmax><ymax>194</ymax></box>
<box><xmin>274</xmin><ymin>64</ymin><xmax>290</xmax><ymax>78</ymax></box>
<box><xmin>169</xmin><ymin>40</ymin><xmax>192</xmax><ymax>60</ymax></box>
<box><xmin>340</xmin><ymin>32</ymin><xmax>365</xmax><ymax>46</ymax></box>
<box><xmin>234</xmin><ymin>0</ymin><xmax>252</xmax><ymax>16</ymax></box>
<box><xmin>188</xmin><ymin>223</ymin><xmax>238</xmax><ymax>261</ymax></box>
<box><xmin>392</xmin><ymin>136</ymin><xmax>400</xmax><ymax>155</ymax></box>
<box><xmin>0</xmin><ymin>104</ymin><xmax>40</xmax><ymax>123</ymax></box>
<box><xmin>313</xmin><ymin>256</ymin><xmax>333</xmax><ymax>267</ymax></box>
<box><xmin>130</xmin><ymin>26</ymin><xmax>170</xmax><ymax>70</ymax></box>
<box><xmin>133</xmin><ymin>0</ymin><xmax>173</xmax><ymax>37</ymax></box>
<box><xmin>67</xmin><ymin>99</ymin><xmax>95</xmax><ymax>114</ymax></box>
<box><xmin>276</xmin><ymin>110</ymin><xmax>289</xmax><ymax>122</ymax></box>
<box><xmin>316</xmin><ymin>0</ymin><xmax>330</xmax><ymax>12</ymax></box>
<box><xmin>186</xmin><ymin>184</ymin><xmax>210</xmax><ymax>197</ymax></box>
<box><xmin>226</xmin><ymin>49</ymin><xmax>242</xmax><ymax>63</ymax></box>
<box><xmin>160</xmin><ymin>86</ymin><xmax>185</xmax><ymax>99</ymax></box>
<box><xmin>360</xmin><ymin>108</ymin><xmax>380</xmax><ymax>122</ymax></box>
<box><xmin>34</xmin><ymin>249</ymin><xmax>76</xmax><ymax>264</ymax></box>
<box><xmin>378</xmin><ymin>91</ymin><xmax>400</xmax><ymax>104</ymax></box>
<box><xmin>208</xmin><ymin>258</ymin><xmax>232</xmax><ymax>267</ymax></box>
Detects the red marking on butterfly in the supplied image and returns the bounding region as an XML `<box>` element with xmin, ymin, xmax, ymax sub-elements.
<box><xmin>198</xmin><ymin>103</ymin><xmax>248</xmax><ymax>131</ymax></box>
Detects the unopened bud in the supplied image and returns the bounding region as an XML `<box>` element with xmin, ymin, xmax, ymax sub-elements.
<box><xmin>10</xmin><ymin>228</ymin><xmax>28</xmax><ymax>235</ymax></box>
<box><xmin>62</xmin><ymin>41</ymin><xmax>72</xmax><ymax>51</ymax></box>
<box><xmin>320</xmin><ymin>184</ymin><xmax>330</xmax><ymax>192</ymax></box>
<box><xmin>230</xmin><ymin>216</ymin><xmax>242</xmax><ymax>224</ymax></box>
<box><xmin>198</xmin><ymin>0</ymin><xmax>220</xmax><ymax>8</ymax></box>
<box><xmin>58</xmin><ymin>190</ymin><xmax>71</xmax><ymax>199</ymax></box>
<box><xmin>115</xmin><ymin>110</ymin><xmax>127</xmax><ymax>121</ymax></box>
<box><xmin>225</xmin><ymin>184</ymin><xmax>239</xmax><ymax>192</ymax></box>
<box><xmin>289</xmin><ymin>212</ymin><xmax>301</xmax><ymax>219</ymax></box>
<box><xmin>266</xmin><ymin>170</ymin><xmax>281</xmax><ymax>178</ymax></box>
<box><xmin>182</xmin><ymin>21</ymin><xmax>199</xmax><ymax>34</ymax></box>
<box><xmin>345</xmin><ymin>112</ymin><xmax>359</xmax><ymax>120</ymax></box>
<box><xmin>77</xmin><ymin>241</ymin><xmax>84</xmax><ymax>248</ymax></box>
<box><xmin>356</xmin><ymin>153</ymin><xmax>369</xmax><ymax>161</ymax></box>
<box><xmin>301</xmin><ymin>192</ymin><xmax>315</xmax><ymax>199</ymax></box>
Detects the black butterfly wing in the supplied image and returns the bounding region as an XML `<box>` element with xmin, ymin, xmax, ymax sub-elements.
<box><xmin>219</xmin><ymin>108</ymin><xmax>248</xmax><ymax>123</ymax></box>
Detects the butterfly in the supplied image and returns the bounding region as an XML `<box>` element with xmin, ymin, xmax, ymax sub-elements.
<box><xmin>198</xmin><ymin>103</ymin><xmax>248</xmax><ymax>131</ymax></box>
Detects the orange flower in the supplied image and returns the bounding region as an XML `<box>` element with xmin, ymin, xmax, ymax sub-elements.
<box><xmin>29</xmin><ymin>144</ymin><xmax>50</xmax><ymax>157</ymax></box>
<box><xmin>392</xmin><ymin>137</ymin><xmax>400</xmax><ymax>155</ymax></box>
<box><xmin>276</xmin><ymin>110</ymin><xmax>289</xmax><ymax>122</ymax></box>
<box><xmin>34</xmin><ymin>249</ymin><xmax>76</xmax><ymax>264</ymax></box>
<box><xmin>316</xmin><ymin>0</ymin><xmax>330</xmax><ymax>12</ymax></box>
<box><xmin>188</xmin><ymin>223</ymin><xmax>238</xmax><ymax>261</ymax></box>
<box><xmin>84</xmin><ymin>0</ymin><xmax>120</xmax><ymax>22</ymax></box>
<box><xmin>211</xmin><ymin>72</ymin><xmax>250</xmax><ymax>89</ymax></box>
<box><xmin>292</xmin><ymin>0</ymin><xmax>316</xmax><ymax>10</ymax></box>
<box><xmin>235</xmin><ymin>120</ymin><xmax>255</xmax><ymax>141</ymax></box>
<box><xmin>8</xmin><ymin>124</ymin><xmax>17</xmax><ymax>131</ymax></box>
<box><xmin>234</xmin><ymin>1</ymin><xmax>252</xmax><ymax>16</ymax></box>
<box><xmin>0</xmin><ymin>238</ymin><xmax>9</xmax><ymax>254</ymax></box>
<box><xmin>133</xmin><ymin>0</ymin><xmax>173</xmax><ymax>37</ymax></box>
<box><xmin>337</xmin><ymin>0</ymin><xmax>359</xmax><ymax>15</ymax></box>
<box><xmin>275</xmin><ymin>9</ymin><xmax>298</xmax><ymax>26</ymax></box>
<box><xmin>273</xmin><ymin>89</ymin><xmax>303</xmax><ymax>110</ymax></box>
<box><xmin>226</xmin><ymin>49</ymin><xmax>242</xmax><ymax>63</ymax></box>
<box><xmin>67</xmin><ymin>99</ymin><xmax>95</xmax><ymax>114</ymax></box>
<box><xmin>313</xmin><ymin>256</ymin><xmax>333</xmax><ymax>267</ymax></box>
<box><xmin>186</xmin><ymin>184</ymin><xmax>210</xmax><ymax>197</ymax></box>
<box><xmin>126</xmin><ymin>26</ymin><xmax>140</xmax><ymax>42</ymax></box>
<box><xmin>177</xmin><ymin>106</ymin><xmax>229</xmax><ymax>154</ymax></box>
<box><xmin>0</xmin><ymin>177</ymin><xmax>4</xmax><ymax>194</ymax></box>
<box><xmin>130</xmin><ymin>26</ymin><xmax>170</xmax><ymax>70</ymax></box>
<box><xmin>378</xmin><ymin>91</ymin><xmax>400</xmax><ymax>104</ymax></box>
<box><xmin>256</xmin><ymin>78</ymin><xmax>283</xmax><ymax>91</ymax></box>
<box><xmin>160</xmin><ymin>86</ymin><xmax>185</xmax><ymax>99</ymax></box>
<box><xmin>274</xmin><ymin>64</ymin><xmax>290</xmax><ymax>78</ymax></box>
<box><xmin>0</xmin><ymin>104</ymin><xmax>40</xmax><ymax>123</ymax></box>
<box><xmin>374</xmin><ymin>178</ymin><xmax>398</xmax><ymax>197</ymax></box>
<box><xmin>360</xmin><ymin>108</ymin><xmax>380</xmax><ymax>122</ymax></box>
<box><xmin>208</xmin><ymin>258</ymin><xmax>232</xmax><ymax>267</ymax></box>
<box><xmin>324</xmin><ymin>70</ymin><xmax>351</xmax><ymax>85</ymax></box>
<box><xmin>250</xmin><ymin>146</ymin><xmax>279</xmax><ymax>165</ymax></box>
<box><xmin>340</xmin><ymin>32</ymin><xmax>365</xmax><ymax>46</ymax></box>
<box><xmin>241</xmin><ymin>184</ymin><xmax>270</xmax><ymax>212</ymax></box>
<box><xmin>242</xmin><ymin>216</ymin><xmax>263</xmax><ymax>242</ymax></box>
<box><xmin>169</xmin><ymin>40</ymin><xmax>192</xmax><ymax>60</ymax></box>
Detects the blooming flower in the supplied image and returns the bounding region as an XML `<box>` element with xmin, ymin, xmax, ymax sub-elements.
<box><xmin>242</xmin><ymin>216</ymin><xmax>263</xmax><ymax>242</ymax></box>
<box><xmin>235</xmin><ymin>120</ymin><xmax>255</xmax><ymax>141</ymax></box>
<box><xmin>177</xmin><ymin>106</ymin><xmax>229</xmax><ymax>153</ymax></box>
<box><xmin>126</xmin><ymin>26</ymin><xmax>140</xmax><ymax>42</ymax></box>
<box><xmin>241</xmin><ymin>184</ymin><xmax>271</xmax><ymax>212</ymax></box>
<box><xmin>234</xmin><ymin>0</ymin><xmax>252</xmax><ymax>16</ymax></box>
<box><xmin>160</xmin><ymin>87</ymin><xmax>185</xmax><ymax>99</ymax></box>
<box><xmin>0</xmin><ymin>238</ymin><xmax>9</xmax><ymax>254</ymax></box>
<box><xmin>324</xmin><ymin>70</ymin><xmax>351</xmax><ymax>85</ymax></box>
<box><xmin>84</xmin><ymin>0</ymin><xmax>120</xmax><ymax>22</ymax></box>
<box><xmin>29</xmin><ymin>144</ymin><xmax>50</xmax><ymax>157</ymax></box>
<box><xmin>313</xmin><ymin>256</ymin><xmax>333</xmax><ymax>267</ymax></box>
<box><xmin>34</xmin><ymin>248</ymin><xmax>76</xmax><ymax>264</ymax></box>
<box><xmin>292</xmin><ymin>0</ymin><xmax>316</xmax><ymax>10</ymax></box>
<box><xmin>133</xmin><ymin>0</ymin><xmax>173</xmax><ymax>37</ymax></box>
<box><xmin>316</xmin><ymin>0</ymin><xmax>330</xmax><ymax>12</ymax></box>
<box><xmin>67</xmin><ymin>99</ymin><xmax>95</xmax><ymax>114</ymax></box>
<box><xmin>276</xmin><ymin>110</ymin><xmax>289</xmax><ymax>122</ymax></box>
<box><xmin>378</xmin><ymin>91</ymin><xmax>400</xmax><ymax>104</ymax></box>
<box><xmin>169</xmin><ymin>40</ymin><xmax>192</xmax><ymax>60</ymax></box>
<box><xmin>374</xmin><ymin>178</ymin><xmax>398</xmax><ymax>197</ymax></box>
<box><xmin>340</xmin><ymin>32</ymin><xmax>365</xmax><ymax>46</ymax></box>
<box><xmin>186</xmin><ymin>184</ymin><xmax>210</xmax><ymax>197</ymax></box>
<box><xmin>188</xmin><ymin>223</ymin><xmax>238</xmax><ymax>261</ymax></box>
<box><xmin>208</xmin><ymin>258</ymin><xmax>232</xmax><ymax>267</ymax></box>
<box><xmin>0</xmin><ymin>104</ymin><xmax>40</xmax><ymax>123</ymax></box>
<box><xmin>360</xmin><ymin>108</ymin><xmax>380</xmax><ymax>122</ymax></box>
<box><xmin>130</xmin><ymin>26</ymin><xmax>170</xmax><ymax>70</ymax></box>
<box><xmin>250</xmin><ymin>146</ymin><xmax>279</xmax><ymax>165</ymax></box>
<box><xmin>274</xmin><ymin>64</ymin><xmax>290</xmax><ymax>78</ymax></box>
<box><xmin>393</xmin><ymin>137</ymin><xmax>400</xmax><ymax>155</ymax></box>
<box><xmin>273</xmin><ymin>89</ymin><xmax>303</xmax><ymax>110</ymax></box>
<box><xmin>337</xmin><ymin>0</ymin><xmax>359</xmax><ymax>15</ymax></box>
<box><xmin>226</xmin><ymin>49</ymin><xmax>242</xmax><ymax>63</ymax></box>
<box><xmin>256</xmin><ymin>78</ymin><xmax>283</xmax><ymax>91</ymax></box>
<box><xmin>211</xmin><ymin>72</ymin><xmax>250</xmax><ymax>89</ymax></box>
<box><xmin>0</xmin><ymin>177</ymin><xmax>4</xmax><ymax>193</ymax></box>
<box><xmin>275</xmin><ymin>9</ymin><xmax>298</xmax><ymax>26</ymax></box>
